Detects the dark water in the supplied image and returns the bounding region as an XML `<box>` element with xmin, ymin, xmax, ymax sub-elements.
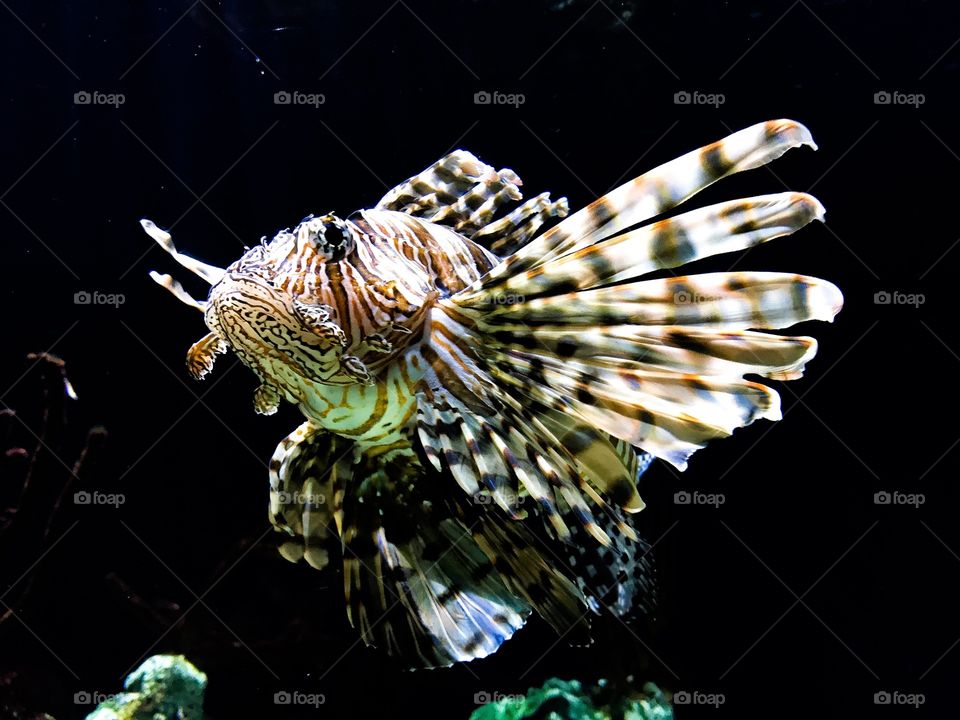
<box><xmin>1</xmin><ymin>1</ymin><xmax>957</xmax><ymax>717</ymax></box>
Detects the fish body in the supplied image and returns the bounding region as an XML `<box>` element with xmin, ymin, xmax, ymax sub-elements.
<box><xmin>142</xmin><ymin>120</ymin><xmax>842</xmax><ymax>668</ymax></box>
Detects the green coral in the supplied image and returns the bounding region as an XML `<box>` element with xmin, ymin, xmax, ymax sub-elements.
<box><xmin>86</xmin><ymin>655</ymin><xmax>207</xmax><ymax>720</ymax></box>
<box><xmin>470</xmin><ymin>678</ymin><xmax>672</xmax><ymax>720</ymax></box>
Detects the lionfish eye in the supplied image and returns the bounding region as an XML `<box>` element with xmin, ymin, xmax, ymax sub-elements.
<box><xmin>311</xmin><ymin>217</ymin><xmax>353</xmax><ymax>262</ymax></box>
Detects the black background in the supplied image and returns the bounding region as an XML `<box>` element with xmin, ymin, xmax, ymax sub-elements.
<box><xmin>1</xmin><ymin>1</ymin><xmax>958</xmax><ymax>718</ymax></box>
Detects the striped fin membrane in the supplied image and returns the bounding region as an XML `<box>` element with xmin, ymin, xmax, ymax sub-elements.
<box><xmin>376</xmin><ymin>149</ymin><xmax>569</xmax><ymax>257</ymax></box>
<box><xmin>444</xmin><ymin>119</ymin><xmax>842</xmax><ymax>472</ymax></box>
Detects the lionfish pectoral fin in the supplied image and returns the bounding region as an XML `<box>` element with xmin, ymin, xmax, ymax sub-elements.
<box><xmin>468</xmin><ymin>511</ymin><xmax>593</xmax><ymax>644</ymax></box>
<box><xmin>270</xmin><ymin>424</ymin><xmax>529</xmax><ymax>668</ymax></box>
<box><xmin>185</xmin><ymin>332</ymin><xmax>226</xmax><ymax>380</ymax></box>
<box><xmin>538</xmin><ymin>409</ymin><xmax>647</xmax><ymax>517</ymax></box>
<box><xmin>418</xmin><ymin>312</ymin><xmax>654</xmax><ymax>614</ymax></box>
<box><xmin>457</xmin><ymin>119</ymin><xmax>822</xmax><ymax>298</ymax></box>
<box><xmin>410</xmin><ymin>120</ymin><xmax>842</xmax><ymax>628</ymax></box>
<box><xmin>415</xmin><ymin>374</ymin><xmax>654</xmax><ymax>622</ymax></box>
<box><xmin>339</xmin><ymin>444</ymin><xmax>530</xmax><ymax>668</ymax></box>
<box><xmin>451</xmin><ymin>119</ymin><xmax>842</xmax><ymax>472</ymax></box>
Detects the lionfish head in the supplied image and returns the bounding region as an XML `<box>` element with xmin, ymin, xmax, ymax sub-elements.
<box><xmin>139</xmin><ymin>214</ymin><xmax>368</xmax><ymax>402</ymax></box>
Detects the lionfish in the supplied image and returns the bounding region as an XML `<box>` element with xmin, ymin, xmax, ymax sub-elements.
<box><xmin>141</xmin><ymin>120</ymin><xmax>842</xmax><ymax>668</ymax></box>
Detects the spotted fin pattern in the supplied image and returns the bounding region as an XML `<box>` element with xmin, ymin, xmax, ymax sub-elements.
<box><xmin>443</xmin><ymin>120</ymin><xmax>842</xmax><ymax>471</ymax></box>
<box><xmin>337</xmin><ymin>448</ymin><xmax>530</xmax><ymax>667</ymax></box>
<box><xmin>268</xmin><ymin>421</ymin><xmax>349</xmax><ymax>570</ymax></box>
<box><xmin>458</xmin><ymin>119</ymin><xmax>820</xmax><ymax>290</ymax></box>
<box><xmin>376</xmin><ymin>150</ymin><xmax>568</xmax><ymax>257</ymax></box>
<box><xmin>467</xmin><ymin>512</ymin><xmax>593</xmax><ymax>643</ymax></box>
<box><xmin>467</xmin><ymin>192</ymin><xmax>826</xmax><ymax>303</ymax></box>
